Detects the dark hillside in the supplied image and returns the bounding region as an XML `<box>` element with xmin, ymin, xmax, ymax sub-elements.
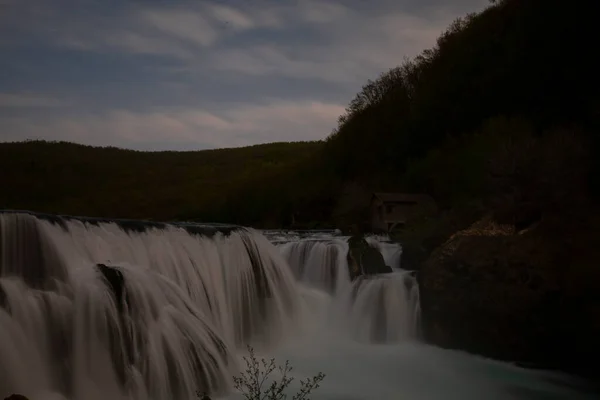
<box><xmin>0</xmin><ymin>140</ymin><xmax>323</xmax><ymax>224</ymax></box>
<box><xmin>319</xmin><ymin>0</ymin><xmax>600</xmax><ymax>376</ymax></box>
<box><xmin>324</xmin><ymin>0</ymin><xmax>598</xmax><ymax>186</ymax></box>
<box><xmin>2</xmin><ymin>0</ymin><xmax>597</xmax><ymax>229</ymax></box>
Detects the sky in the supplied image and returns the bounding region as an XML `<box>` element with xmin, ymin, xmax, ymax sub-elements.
<box><xmin>0</xmin><ymin>0</ymin><xmax>488</xmax><ymax>151</ymax></box>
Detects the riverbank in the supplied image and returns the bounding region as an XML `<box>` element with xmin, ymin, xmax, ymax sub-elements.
<box><xmin>389</xmin><ymin>129</ymin><xmax>600</xmax><ymax>379</ymax></box>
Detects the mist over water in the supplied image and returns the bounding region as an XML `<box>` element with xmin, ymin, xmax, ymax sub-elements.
<box><xmin>0</xmin><ymin>214</ymin><xmax>596</xmax><ymax>400</ymax></box>
<box><xmin>228</xmin><ymin>231</ymin><xmax>597</xmax><ymax>400</ymax></box>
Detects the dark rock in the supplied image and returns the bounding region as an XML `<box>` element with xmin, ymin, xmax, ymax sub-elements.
<box><xmin>418</xmin><ymin>216</ymin><xmax>600</xmax><ymax>378</ymax></box>
<box><xmin>346</xmin><ymin>235</ymin><xmax>392</xmax><ymax>279</ymax></box>
<box><xmin>360</xmin><ymin>247</ymin><xmax>392</xmax><ymax>275</ymax></box>
<box><xmin>4</xmin><ymin>395</ymin><xmax>29</xmax><ymax>400</ymax></box>
<box><xmin>0</xmin><ymin>285</ymin><xmax>7</xmax><ymax>311</ymax></box>
<box><xmin>493</xmin><ymin>202</ymin><xmax>543</xmax><ymax>232</ymax></box>
<box><xmin>346</xmin><ymin>234</ymin><xmax>370</xmax><ymax>280</ymax></box>
<box><xmin>396</xmin><ymin>241</ymin><xmax>428</xmax><ymax>271</ymax></box>
<box><xmin>97</xmin><ymin>263</ymin><xmax>126</xmax><ymax>312</ymax></box>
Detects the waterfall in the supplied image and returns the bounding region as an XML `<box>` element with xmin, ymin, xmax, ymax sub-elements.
<box><xmin>340</xmin><ymin>272</ymin><xmax>421</xmax><ymax>343</ymax></box>
<box><xmin>0</xmin><ymin>212</ymin><xmax>426</xmax><ymax>400</ymax></box>
<box><xmin>278</xmin><ymin>239</ymin><xmax>350</xmax><ymax>293</ymax></box>
<box><xmin>4</xmin><ymin>213</ymin><xmax>588</xmax><ymax>400</ymax></box>
<box><xmin>365</xmin><ymin>235</ymin><xmax>403</xmax><ymax>270</ymax></box>
<box><xmin>274</xmin><ymin>232</ymin><xmax>420</xmax><ymax>344</ymax></box>
<box><xmin>0</xmin><ymin>212</ymin><xmax>299</xmax><ymax>400</ymax></box>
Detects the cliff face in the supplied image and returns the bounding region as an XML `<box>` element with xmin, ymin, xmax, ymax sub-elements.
<box><xmin>418</xmin><ymin>211</ymin><xmax>600</xmax><ymax>377</ymax></box>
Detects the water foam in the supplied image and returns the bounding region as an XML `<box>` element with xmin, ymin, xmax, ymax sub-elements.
<box><xmin>1</xmin><ymin>214</ymin><xmax>596</xmax><ymax>400</ymax></box>
<box><xmin>276</xmin><ymin>234</ymin><xmax>419</xmax><ymax>343</ymax></box>
<box><xmin>0</xmin><ymin>212</ymin><xmax>298</xmax><ymax>399</ymax></box>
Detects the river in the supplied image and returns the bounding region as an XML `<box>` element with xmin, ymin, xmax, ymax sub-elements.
<box><xmin>0</xmin><ymin>213</ymin><xmax>596</xmax><ymax>399</ymax></box>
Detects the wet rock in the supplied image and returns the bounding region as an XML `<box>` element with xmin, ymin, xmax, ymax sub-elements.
<box><xmin>97</xmin><ymin>263</ymin><xmax>125</xmax><ymax>312</ymax></box>
<box><xmin>347</xmin><ymin>234</ymin><xmax>392</xmax><ymax>279</ymax></box>
<box><xmin>346</xmin><ymin>235</ymin><xmax>369</xmax><ymax>280</ymax></box>
<box><xmin>0</xmin><ymin>285</ymin><xmax>7</xmax><ymax>311</ymax></box>
<box><xmin>4</xmin><ymin>395</ymin><xmax>29</xmax><ymax>400</ymax></box>
<box><xmin>360</xmin><ymin>247</ymin><xmax>392</xmax><ymax>275</ymax></box>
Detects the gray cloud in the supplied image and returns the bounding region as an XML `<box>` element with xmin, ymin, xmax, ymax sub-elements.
<box><xmin>0</xmin><ymin>100</ymin><xmax>346</xmax><ymax>150</ymax></box>
<box><xmin>0</xmin><ymin>0</ymin><xmax>489</xmax><ymax>149</ymax></box>
<box><xmin>0</xmin><ymin>93</ymin><xmax>69</xmax><ymax>108</ymax></box>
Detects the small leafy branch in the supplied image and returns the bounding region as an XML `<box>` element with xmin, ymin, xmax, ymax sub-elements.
<box><xmin>232</xmin><ymin>345</ymin><xmax>325</xmax><ymax>400</ymax></box>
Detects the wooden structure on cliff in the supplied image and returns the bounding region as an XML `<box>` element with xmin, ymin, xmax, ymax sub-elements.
<box><xmin>331</xmin><ymin>184</ymin><xmax>437</xmax><ymax>233</ymax></box>
<box><xmin>369</xmin><ymin>193</ymin><xmax>437</xmax><ymax>233</ymax></box>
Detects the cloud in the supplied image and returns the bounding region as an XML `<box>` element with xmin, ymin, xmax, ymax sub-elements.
<box><xmin>130</xmin><ymin>1</ymin><xmax>487</xmax><ymax>85</ymax></box>
<box><xmin>294</xmin><ymin>1</ymin><xmax>351</xmax><ymax>24</ymax></box>
<box><xmin>221</xmin><ymin>100</ymin><xmax>346</xmax><ymax>143</ymax></box>
<box><xmin>0</xmin><ymin>93</ymin><xmax>68</xmax><ymax>108</ymax></box>
<box><xmin>12</xmin><ymin>0</ymin><xmax>489</xmax><ymax>91</ymax></box>
<box><xmin>0</xmin><ymin>0</ymin><xmax>490</xmax><ymax>149</ymax></box>
<box><xmin>48</xmin><ymin>1</ymin><xmax>478</xmax><ymax>65</ymax></box>
<box><xmin>203</xmin><ymin>9</ymin><xmax>460</xmax><ymax>85</ymax></box>
<box><xmin>139</xmin><ymin>8</ymin><xmax>219</xmax><ymax>47</ymax></box>
<box><xmin>0</xmin><ymin>100</ymin><xmax>345</xmax><ymax>150</ymax></box>
<box><xmin>206</xmin><ymin>4</ymin><xmax>256</xmax><ymax>30</ymax></box>
<box><xmin>51</xmin><ymin>2</ymin><xmax>286</xmax><ymax>56</ymax></box>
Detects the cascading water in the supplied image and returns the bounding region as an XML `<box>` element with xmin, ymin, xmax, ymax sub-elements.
<box><xmin>263</xmin><ymin>231</ymin><xmax>598</xmax><ymax>400</ymax></box>
<box><xmin>278</xmin><ymin>239</ymin><xmax>351</xmax><ymax>294</ymax></box>
<box><xmin>340</xmin><ymin>272</ymin><xmax>421</xmax><ymax>343</ymax></box>
<box><xmin>1</xmin><ymin>215</ymin><xmax>598</xmax><ymax>400</ymax></box>
<box><xmin>365</xmin><ymin>235</ymin><xmax>403</xmax><ymax>270</ymax></box>
<box><xmin>276</xmin><ymin>233</ymin><xmax>420</xmax><ymax>344</ymax></box>
<box><xmin>0</xmin><ymin>212</ymin><xmax>299</xmax><ymax>400</ymax></box>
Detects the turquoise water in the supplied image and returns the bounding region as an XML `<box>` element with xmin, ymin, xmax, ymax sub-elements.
<box><xmin>221</xmin><ymin>286</ymin><xmax>597</xmax><ymax>400</ymax></box>
<box><xmin>1</xmin><ymin>216</ymin><xmax>596</xmax><ymax>400</ymax></box>
<box><xmin>220</xmin><ymin>231</ymin><xmax>599</xmax><ymax>400</ymax></box>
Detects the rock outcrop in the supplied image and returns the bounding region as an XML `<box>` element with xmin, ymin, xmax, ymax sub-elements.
<box><xmin>360</xmin><ymin>247</ymin><xmax>392</xmax><ymax>275</ymax></box>
<box><xmin>347</xmin><ymin>235</ymin><xmax>392</xmax><ymax>279</ymax></box>
<box><xmin>418</xmin><ymin>214</ymin><xmax>600</xmax><ymax>377</ymax></box>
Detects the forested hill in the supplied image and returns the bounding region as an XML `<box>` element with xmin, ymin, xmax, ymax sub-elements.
<box><xmin>324</xmin><ymin>0</ymin><xmax>597</xmax><ymax>183</ymax></box>
<box><xmin>0</xmin><ymin>140</ymin><xmax>324</xmax><ymax>224</ymax></box>
<box><xmin>323</xmin><ymin>0</ymin><xmax>599</xmax><ymax>221</ymax></box>
<box><xmin>1</xmin><ymin>0</ymin><xmax>598</xmax><ymax>228</ymax></box>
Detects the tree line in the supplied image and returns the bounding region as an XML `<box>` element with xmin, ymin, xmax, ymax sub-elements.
<box><xmin>1</xmin><ymin>0</ymin><xmax>596</xmax><ymax>228</ymax></box>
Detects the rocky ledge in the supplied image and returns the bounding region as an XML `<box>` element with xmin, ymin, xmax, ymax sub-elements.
<box><xmin>346</xmin><ymin>237</ymin><xmax>393</xmax><ymax>280</ymax></box>
<box><xmin>418</xmin><ymin>214</ymin><xmax>600</xmax><ymax>378</ymax></box>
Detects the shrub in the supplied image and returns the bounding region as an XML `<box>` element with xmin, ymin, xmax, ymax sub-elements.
<box><xmin>231</xmin><ymin>346</ymin><xmax>325</xmax><ymax>400</ymax></box>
